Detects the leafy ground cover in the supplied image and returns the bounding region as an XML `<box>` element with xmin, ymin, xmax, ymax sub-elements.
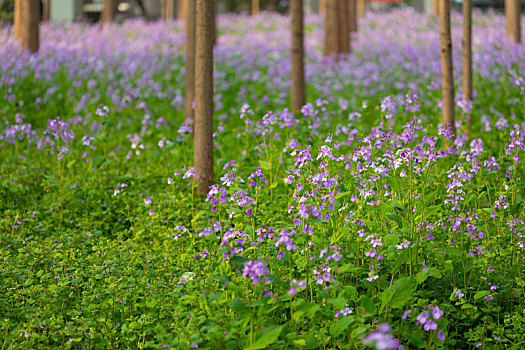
<box><xmin>1</xmin><ymin>9</ymin><xmax>524</xmax><ymax>349</ymax></box>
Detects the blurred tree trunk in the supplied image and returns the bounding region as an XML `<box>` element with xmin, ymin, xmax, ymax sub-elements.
<box><xmin>161</xmin><ymin>0</ymin><xmax>175</xmax><ymax>20</ymax></box>
<box><xmin>194</xmin><ymin>0</ymin><xmax>214</xmax><ymax>195</ymax></box>
<box><xmin>42</xmin><ymin>0</ymin><xmax>49</xmax><ymax>22</ymax></box>
<box><xmin>320</xmin><ymin>0</ymin><xmax>326</xmax><ymax>14</ymax></box>
<box><xmin>178</xmin><ymin>0</ymin><xmax>187</xmax><ymax>19</ymax></box>
<box><xmin>337</xmin><ymin>0</ymin><xmax>350</xmax><ymax>53</ymax></box>
<box><xmin>324</xmin><ymin>0</ymin><xmax>338</xmax><ymax>56</ymax></box>
<box><xmin>348</xmin><ymin>0</ymin><xmax>357</xmax><ymax>33</ymax></box>
<box><xmin>357</xmin><ymin>0</ymin><xmax>364</xmax><ymax>17</ymax></box>
<box><xmin>211</xmin><ymin>0</ymin><xmax>217</xmax><ymax>46</ymax></box>
<box><xmin>101</xmin><ymin>0</ymin><xmax>118</xmax><ymax>25</ymax></box>
<box><xmin>433</xmin><ymin>0</ymin><xmax>440</xmax><ymax>16</ymax></box>
<box><xmin>324</xmin><ymin>0</ymin><xmax>349</xmax><ymax>57</ymax></box>
<box><xmin>462</xmin><ymin>0</ymin><xmax>472</xmax><ymax>124</ymax></box>
<box><xmin>505</xmin><ymin>0</ymin><xmax>521</xmax><ymax>43</ymax></box>
<box><xmin>291</xmin><ymin>0</ymin><xmax>305</xmax><ymax>111</ymax></box>
<box><xmin>184</xmin><ymin>0</ymin><xmax>196</xmax><ymax>123</ymax></box>
<box><xmin>14</xmin><ymin>0</ymin><xmax>39</xmax><ymax>53</ymax></box>
<box><xmin>439</xmin><ymin>0</ymin><xmax>455</xmax><ymax>136</ymax></box>
<box><xmin>252</xmin><ymin>0</ymin><xmax>259</xmax><ymax>16</ymax></box>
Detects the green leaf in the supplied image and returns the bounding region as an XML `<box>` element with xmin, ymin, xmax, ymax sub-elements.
<box><xmin>381</xmin><ymin>277</ymin><xmax>415</xmax><ymax>311</ymax></box>
<box><xmin>516</xmin><ymin>277</ymin><xmax>525</xmax><ymax>287</ymax></box>
<box><xmin>474</xmin><ymin>291</ymin><xmax>491</xmax><ymax>300</ymax></box>
<box><xmin>229</xmin><ymin>298</ymin><xmax>250</xmax><ymax>317</ymax></box>
<box><xmin>386</xmin><ymin>213</ymin><xmax>403</xmax><ymax>229</ymax></box>
<box><xmin>328</xmin><ymin>295</ymin><xmax>346</xmax><ymax>310</ymax></box>
<box><xmin>296</xmin><ymin>302</ymin><xmax>320</xmax><ymax>319</ymax></box>
<box><xmin>360</xmin><ymin>295</ymin><xmax>376</xmax><ymax>314</ymax></box>
<box><xmin>246</xmin><ymin>325</ymin><xmax>283</xmax><ymax>350</ymax></box>
<box><xmin>330</xmin><ymin>316</ymin><xmax>354</xmax><ymax>336</ymax></box>
<box><xmin>92</xmin><ymin>156</ymin><xmax>106</xmax><ymax>169</ymax></box>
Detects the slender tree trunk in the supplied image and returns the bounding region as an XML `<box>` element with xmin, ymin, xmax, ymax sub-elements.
<box><xmin>439</xmin><ymin>0</ymin><xmax>455</xmax><ymax>136</ymax></box>
<box><xmin>178</xmin><ymin>0</ymin><xmax>188</xmax><ymax>19</ymax></box>
<box><xmin>462</xmin><ymin>0</ymin><xmax>472</xmax><ymax>124</ymax></box>
<box><xmin>433</xmin><ymin>0</ymin><xmax>440</xmax><ymax>16</ymax></box>
<box><xmin>184</xmin><ymin>0</ymin><xmax>196</xmax><ymax>123</ymax></box>
<box><xmin>324</xmin><ymin>0</ymin><xmax>338</xmax><ymax>56</ymax></box>
<box><xmin>357</xmin><ymin>0</ymin><xmax>365</xmax><ymax>17</ymax></box>
<box><xmin>161</xmin><ymin>0</ymin><xmax>175</xmax><ymax>20</ymax></box>
<box><xmin>14</xmin><ymin>0</ymin><xmax>39</xmax><ymax>53</ymax></box>
<box><xmin>506</xmin><ymin>0</ymin><xmax>521</xmax><ymax>43</ymax></box>
<box><xmin>194</xmin><ymin>0</ymin><xmax>214</xmax><ymax>195</ymax></box>
<box><xmin>211</xmin><ymin>0</ymin><xmax>217</xmax><ymax>46</ymax></box>
<box><xmin>320</xmin><ymin>0</ymin><xmax>326</xmax><ymax>14</ymax></box>
<box><xmin>42</xmin><ymin>0</ymin><xmax>50</xmax><ymax>22</ymax></box>
<box><xmin>291</xmin><ymin>0</ymin><xmax>306</xmax><ymax>111</ymax></box>
<box><xmin>252</xmin><ymin>0</ymin><xmax>259</xmax><ymax>16</ymax></box>
<box><xmin>337</xmin><ymin>0</ymin><xmax>350</xmax><ymax>54</ymax></box>
<box><xmin>101</xmin><ymin>0</ymin><xmax>118</xmax><ymax>25</ymax></box>
<box><xmin>348</xmin><ymin>0</ymin><xmax>357</xmax><ymax>33</ymax></box>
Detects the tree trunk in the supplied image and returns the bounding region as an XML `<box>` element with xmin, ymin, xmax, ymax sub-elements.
<box><xmin>324</xmin><ymin>0</ymin><xmax>338</xmax><ymax>56</ymax></box>
<box><xmin>506</xmin><ymin>0</ymin><xmax>521</xmax><ymax>43</ymax></box>
<box><xmin>194</xmin><ymin>0</ymin><xmax>214</xmax><ymax>195</ymax></box>
<box><xmin>161</xmin><ymin>0</ymin><xmax>175</xmax><ymax>20</ymax></box>
<box><xmin>211</xmin><ymin>0</ymin><xmax>217</xmax><ymax>46</ymax></box>
<box><xmin>462</xmin><ymin>0</ymin><xmax>472</xmax><ymax>123</ymax></box>
<box><xmin>42</xmin><ymin>0</ymin><xmax>50</xmax><ymax>22</ymax></box>
<box><xmin>337</xmin><ymin>0</ymin><xmax>350</xmax><ymax>54</ymax></box>
<box><xmin>320</xmin><ymin>0</ymin><xmax>326</xmax><ymax>14</ymax></box>
<box><xmin>439</xmin><ymin>0</ymin><xmax>455</xmax><ymax>136</ymax></box>
<box><xmin>433</xmin><ymin>0</ymin><xmax>440</xmax><ymax>16</ymax></box>
<box><xmin>184</xmin><ymin>0</ymin><xmax>196</xmax><ymax>123</ymax></box>
<box><xmin>291</xmin><ymin>0</ymin><xmax>306</xmax><ymax>112</ymax></box>
<box><xmin>101</xmin><ymin>0</ymin><xmax>118</xmax><ymax>25</ymax></box>
<box><xmin>14</xmin><ymin>0</ymin><xmax>39</xmax><ymax>53</ymax></box>
<box><xmin>348</xmin><ymin>0</ymin><xmax>357</xmax><ymax>33</ymax></box>
<box><xmin>178</xmin><ymin>0</ymin><xmax>188</xmax><ymax>19</ymax></box>
<box><xmin>252</xmin><ymin>0</ymin><xmax>259</xmax><ymax>16</ymax></box>
<box><xmin>357</xmin><ymin>0</ymin><xmax>365</xmax><ymax>17</ymax></box>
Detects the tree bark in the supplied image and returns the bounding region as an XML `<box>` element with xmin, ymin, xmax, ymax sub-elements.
<box><xmin>505</xmin><ymin>0</ymin><xmax>521</xmax><ymax>43</ymax></box>
<box><xmin>101</xmin><ymin>0</ymin><xmax>118</xmax><ymax>25</ymax></box>
<box><xmin>433</xmin><ymin>0</ymin><xmax>440</xmax><ymax>16</ymax></box>
<box><xmin>291</xmin><ymin>0</ymin><xmax>306</xmax><ymax>111</ymax></box>
<box><xmin>439</xmin><ymin>0</ymin><xmax>455</xmax><ymax>136</ymax></box>
<box><xmin>211</xmin><ymin>0</ymin><xmax>217</xmax><ymax>46</ymax></box>
<box><xmin>462</xmin><ymin>0</ymin><xmax>472</xmax><ymax>113</ymax></box>
<box><xmin>42</xmin><ymin>0</ymin><xmax>50</xmax><ymax>22</ymax></box>
<box><xmin>348</xmin><ymin>0</ymin><xmax>357</xmax><ymax>33</ymax></box>
<box><xmin>357</xmin><ymin>0</ymin><xmax>365</xmax><ymax>17</ymax></box>
<box><xmin>14</xmin><ymin>0</ymin><xmax>39</xmax><ymax>53</ymax></box>
<box><xmin>252</xmin><ymin>0</ymin><xmax>259</xmax><ymax>16</ymax></box>
<box><xmin>320</xmin><ymin>0</ymin><xmax>326</xmax><ymax>14</ymax></box>
<box><xmin>194</xmin><ymin>0</ymin><xmax>214</xmax><ymax>195</ymax></box>
<box><xmin>324</xmin><ymin>0</ymin><xmax>338</xmax><ymax>56</ymax></box>
<box><xmin>161</xmin><ymin>0</ymin><xmax>175</xmax><ymax>20</ymax></box>
<box><xmin>178</xmin><ymin>0</ymin><xmax>188</xmax><ymax>19</ymax></box>
<box><xmin>184</xmin><ymin>0</ymin><xmax>196</xmax><ymax>123</ymax></box>
<box><xmin>337</xmin><ymin>0</ymin><xmax>350</xmax><ymax>54</ymax></box>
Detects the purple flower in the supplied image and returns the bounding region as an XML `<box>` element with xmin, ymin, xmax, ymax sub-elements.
<box><xmin>416</xmin><ymin>311</ymin><xmax>429</xmax><ymax>325</ymax></box>
<box><xmin>423</xmin><ymin>319</ymin><xmax>437</xmax><ymax>331</ymax></box>
<box><xmin>484</xmin><ymin>295</ymin><xmax>493</xmax><ymax>301</ymax></box>
<box><xmin>432</xmin><ymin>306</ymin><xmax>444</xmax><ymax>320</ymax></box>
<box><xmin>437</xmin><ymin>330</ymin><xmax>445</xmax><ymax>341</ymax></box>
<box><xmin>242</xmin><ymin>260</ymin><xmax>269</xmax><ymax>285</ymax></box>
<box><xmin>362</xmin><ymin>323</ymin><xmax>403</xmax><ymax>350</ymax></box>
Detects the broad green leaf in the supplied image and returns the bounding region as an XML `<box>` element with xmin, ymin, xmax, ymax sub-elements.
<box><xmin>246</xmin><ymin>325</ymin><xmax>283</xmax><ymax>350</ymax></box>
<box><xmin>330</xmin><ymin>316</ymin><xmax>354</xmax><ymax>336</ymax></box>
<box><xmin>386</xmin><ymin>213</ymin><xmax>403</xmax><ymax>229</ymax></box>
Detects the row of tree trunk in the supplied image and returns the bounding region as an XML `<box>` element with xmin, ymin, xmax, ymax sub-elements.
<box><xmin>11</xmin><ymin>0</ymin><xmax>525</xmax><ymax>194</ymax></box>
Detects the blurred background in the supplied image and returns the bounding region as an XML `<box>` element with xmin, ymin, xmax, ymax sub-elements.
<box><xmin>0</xmin><ymin>0</ymin><xmax>523</xmax><ymax>24</ymax></box>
